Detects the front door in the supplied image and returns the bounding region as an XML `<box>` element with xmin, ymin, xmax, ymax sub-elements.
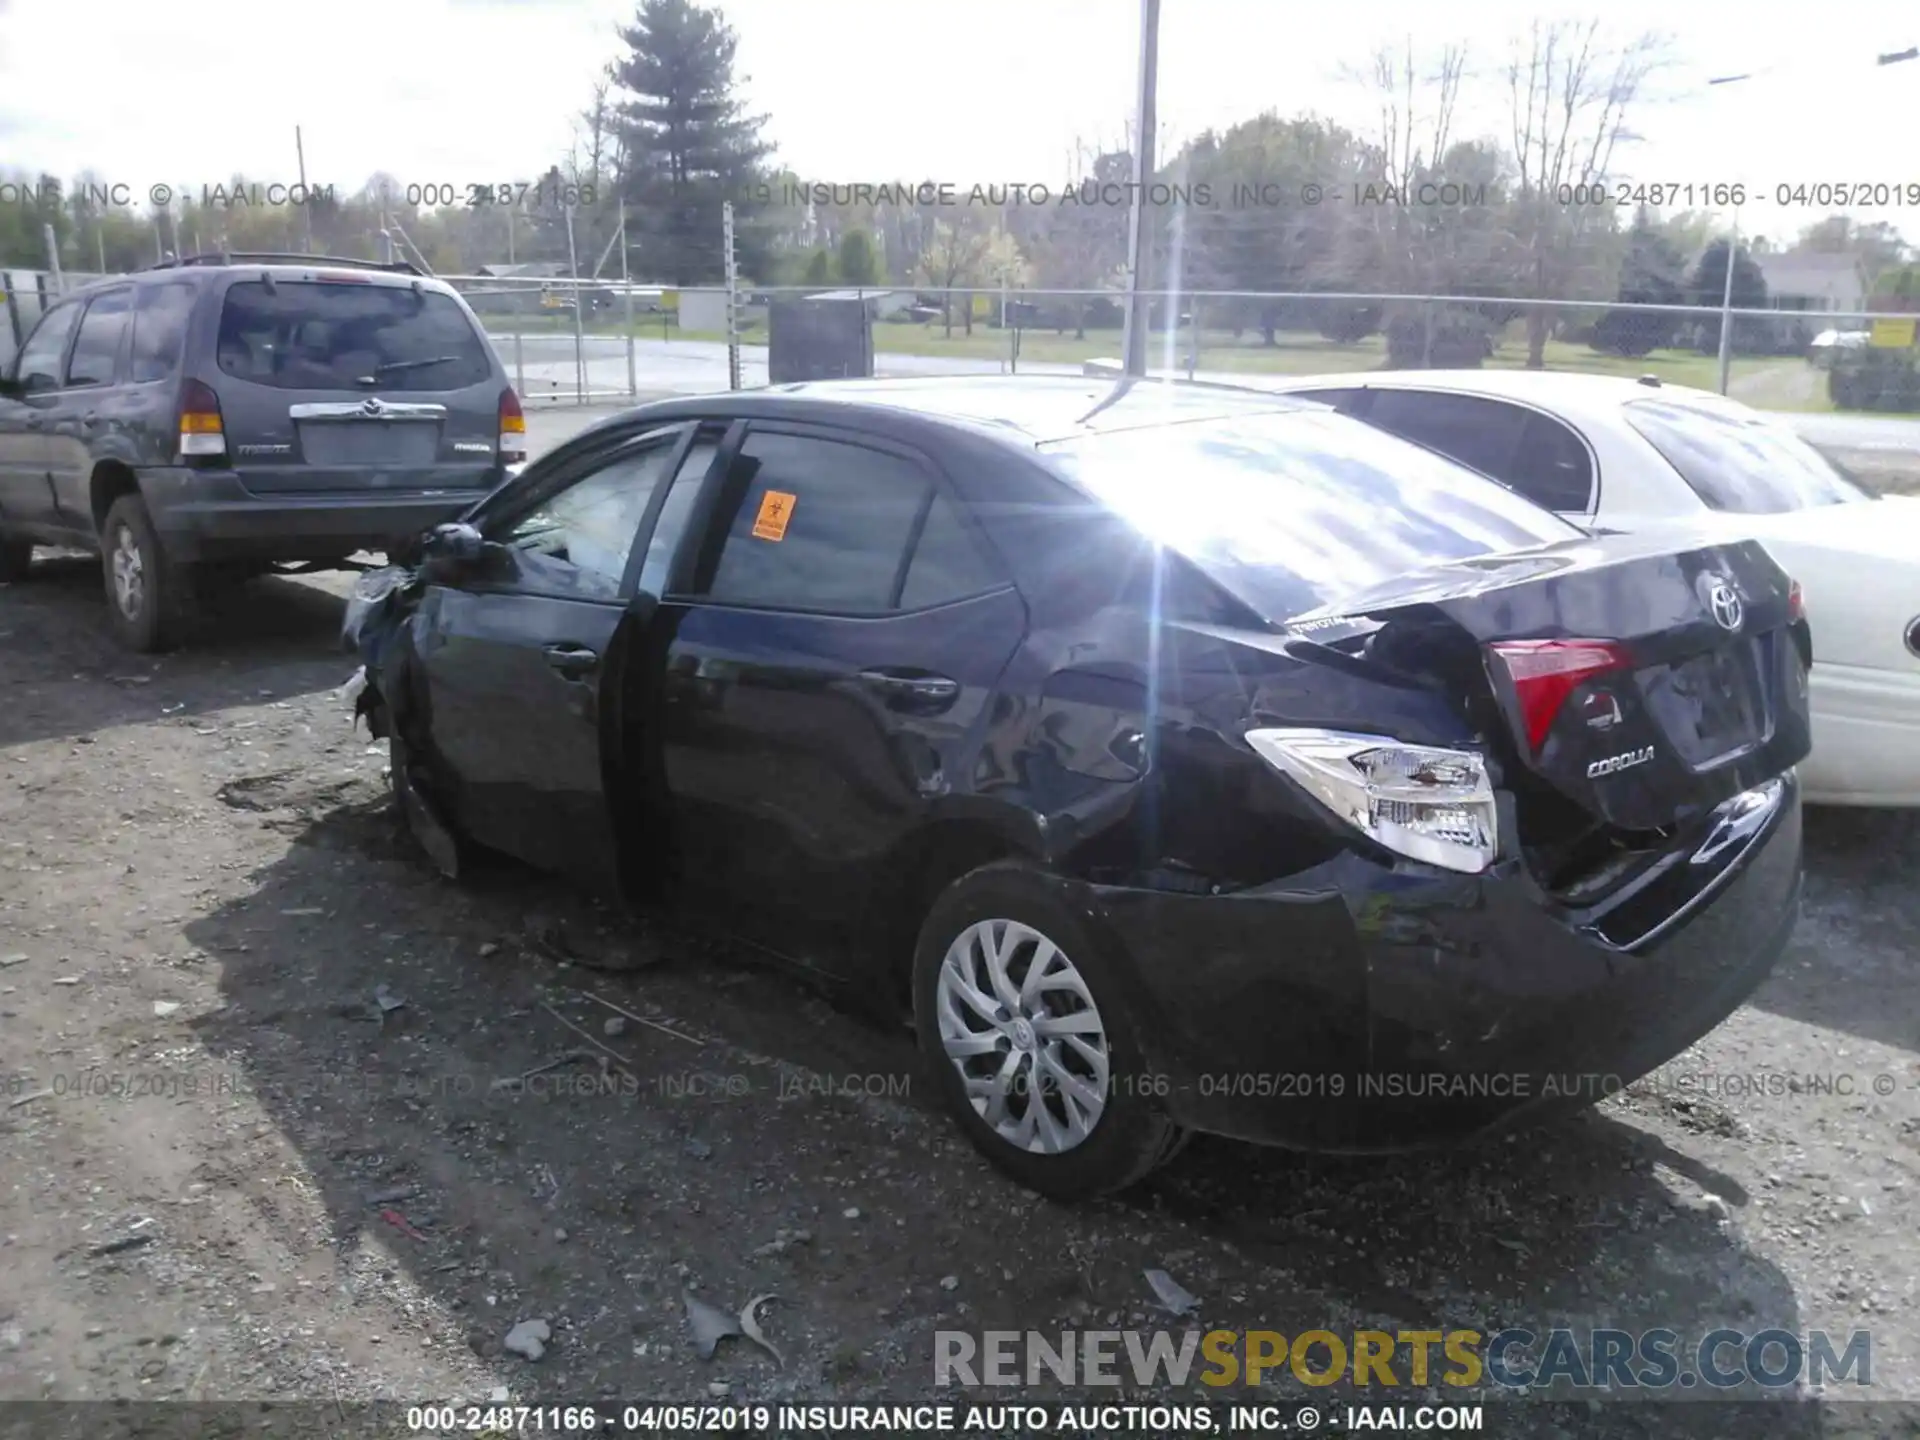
<box><xmin>44</xmin><ymin>287</ymin><xmax>133</xmax><ymax>529</ymax></box>
<box><xmin>412</xmin><ymin>422</ymin><xmax>706</xmax><ymax>889</ymax></box>
<box><xmin>0</xmin><ymin>300</ymin><xmax>82</xmax><ymax>533</ymax></box>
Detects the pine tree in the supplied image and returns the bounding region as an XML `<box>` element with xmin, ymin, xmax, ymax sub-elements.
<box><xmin>611</xmin><ymin>0</ymin><xmax>772</xmax><ymax>283</ymax></box>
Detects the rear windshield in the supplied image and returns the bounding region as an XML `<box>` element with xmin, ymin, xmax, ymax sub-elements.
<box><xmin>216</xmin><ymin>280</ymin><xmax>494</xmax><ymax>392</ymax></box>
<box><xmin>1624</xmin><ymin>399</ymin><xmax>1869</xmax><ymax>514</ymax></box>
<box><xmin>1042</xmin><ymin>409</ymin><xmax>1579</xmax><ymax>622</ymax></box>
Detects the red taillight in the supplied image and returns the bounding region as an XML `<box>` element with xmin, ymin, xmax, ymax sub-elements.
<box><xmin>498</xmin><ymin>388</ymin><xmax>527</xmax><ymax>464</ymax></box>
<box><xmin>177</xmin><ymin>377</ymin><xmax>225</xmax><ymax>459</ymax></box>
<box><xmin>1788</xmin><ymin>579</ymin><xmax>1805</xmax><ymax>623</ymax></box>
<box><xmin>1489</xmin><ymin>639</ymin><xmax>1633</xmax><ymax>751</ymax></box>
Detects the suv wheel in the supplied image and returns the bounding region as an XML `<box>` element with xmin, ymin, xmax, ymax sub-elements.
<box><xmin>101</xmin><ymin>496</ymin><xmax>195</xmax><ymax>652</ymax></box>
<box><xmin>911</xmin><ymin>862</ymin><xmax>1186</xmax><ymax>1200</ymax></box>
<box><xmin>0</xmin><ymin>535</ymin><xmax>33</xmax><ymax>581</ymax></box>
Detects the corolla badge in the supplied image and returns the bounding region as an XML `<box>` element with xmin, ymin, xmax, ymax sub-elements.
<box><xmin>1586</xmin><ymin>746</ymin><xmax>1655</xmax><ymax>779</ymax></box>
<box><xmin>1697</xmin><ymin>573</ymin><xmax>1743</xmax><ymax>631</ymax></box>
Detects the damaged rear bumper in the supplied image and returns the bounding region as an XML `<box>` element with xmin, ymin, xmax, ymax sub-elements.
<box><xmin>1075</xmin><ymin>776</ymin><xmax>1803</xmax><ymax>1152</ymax></box>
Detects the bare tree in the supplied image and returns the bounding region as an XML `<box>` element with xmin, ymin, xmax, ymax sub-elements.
<box><xmin>918</xmin><ymin>210</ymin><xmax>994</xmax><ymax>337</ymax></box>
<box><xmin>1347</xmin><ymin>39</ymin><xmax>1469</xmax><ymax>301</ymax></box>
<box><xmin>1506</xmin><ymin>21</ymin><xmax>1667</xmax><ymax>366</ymax></box>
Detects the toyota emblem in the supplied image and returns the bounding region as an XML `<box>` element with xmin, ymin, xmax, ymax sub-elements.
<box><xmin>1708</xmin><ymin>581</ymin><xmax>1743</xmax><ymax>632</ymax></box>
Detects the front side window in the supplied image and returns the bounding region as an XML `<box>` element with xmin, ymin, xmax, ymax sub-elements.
<box><xmin>695</xmin><ymin>432</ymin><xmax>932</xmax><ymax>613</ymax></box>
<box><xmin>1624</xmin><ymin>399</ymin><xmax>1868</xmax><ymax>514</ymax></box>
<box><xmin>14</xmin><ymin>303</ymin><xmax>80</xmax><ymax>391</ymax></box>
<box><xmin>502</xmin><ymin>441</ymin><xmax>684</xmax><ymax>599</ymax></box>
<box><xmin>216</xmin><ymin>280</ymin><xmax>493</xmax><ymax>392</ymax></box>
<box><xmin>65</xmin><ymin>289</ymin><xmax>132</xmax><ymax>388</ymax></box>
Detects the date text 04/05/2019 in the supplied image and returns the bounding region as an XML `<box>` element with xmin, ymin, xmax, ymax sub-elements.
<box><xmin>403</xmin><ymin>1403</ymin><xmax>1489</xmax><ymax>1433</ymax></box>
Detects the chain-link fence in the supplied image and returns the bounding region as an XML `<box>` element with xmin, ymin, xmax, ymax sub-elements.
<box><xmin>9</xmin><ymin>264</ymin><xmax>1918</xmax><ymax>415</ymax></box>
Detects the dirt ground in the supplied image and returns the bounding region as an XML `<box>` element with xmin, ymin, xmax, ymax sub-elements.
<box><xmin>2</xmin><ymin>427</ymin><xmax>1917</xmax><ymax>1437</ymax></box>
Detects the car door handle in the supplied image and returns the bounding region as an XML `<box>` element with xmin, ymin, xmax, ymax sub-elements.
<box><xmin>80</xmin><ymin>412</ymin><xmax>101</xmax><ymax>428</ymax></box>
<box><xmin>542</xmin><ymin>643</ymin><xmax>599</xmax><ymax>679</ymax></box>
<box><xmin>858</xmin><ymin>668</ymin><xmax>960</xmax><ymax>710</ymax></box>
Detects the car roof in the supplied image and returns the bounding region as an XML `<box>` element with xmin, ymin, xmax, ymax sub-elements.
<box><xmin>1265</xmin><ymin>367</ymin><xmax>1740</xmax><ymax>414</ymax></box>
<box><xmin>637</xmin><ymin>375</ymin><xmax>1323</xmax><ymax>446</ymax></box>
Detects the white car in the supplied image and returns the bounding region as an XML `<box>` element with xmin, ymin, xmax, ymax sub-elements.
<box><xmin>1260</xmin><ymin>369</ymin><xmax>1920</xmax><ymax>806</ymax></box>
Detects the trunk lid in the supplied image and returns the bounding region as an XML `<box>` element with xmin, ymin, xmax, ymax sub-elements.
<box><xmin>1282</xmin><ymin>530</ymin><xmax>1812</xmax><ymax>838</ymax></box>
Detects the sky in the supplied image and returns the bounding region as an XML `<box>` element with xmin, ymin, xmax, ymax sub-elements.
<box><xmin>0</xmin><ymin>0</ymin><xmax>1915</xmax><ymax>245</ymax></box>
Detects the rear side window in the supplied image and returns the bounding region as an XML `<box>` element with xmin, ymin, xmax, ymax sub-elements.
<box><xmin>216</xmin><ymin>280</ymin><xmax>493</xmax><ymax>392</ymax></box>
<box><xmin>1624</xmin><ymin>399</ymin><xmax>1868</xmax><ymax>514</ymax></box>
<box><xmin>65</xmin><ymin>289</ymin><xmax>132</xmax><ymax>387</ymax></box>
<box><xmin>900</xmin><ymin>494</ymin><xmax>1003</xmax><ymax>609</ymax></box>
<box><xmin>128</xmin><ymin>282</ymin><xmax>198</xmax><ymax>383</ymax></box>
<box><xmin>1293</xmin><ymin>387</ymin><xmax>1371</xmax><ymax>415</ymax></box>
<box><xmin>1365</xmin><ymin>389</ymin><xmax>1530</xmax><ymax>480</ymax></box>
<box><xmin>1509</xmin><ymin>413</ymin><xmax>1595</xmax><ymax>512</ymax></box>
<box><xmin>697</xmin><ymin>432</ymin><xmax>930</xmax><ymax>613</ymax></box>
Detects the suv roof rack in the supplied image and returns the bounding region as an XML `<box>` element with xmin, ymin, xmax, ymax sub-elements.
<box><xmin>142</xmin><ymin>252</ymin><xmax>423</xmax><ymax>276</ymax></box>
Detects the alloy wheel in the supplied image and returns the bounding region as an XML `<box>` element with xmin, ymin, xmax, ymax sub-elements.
<box><xmin>934</xmin><ymin>918</ymin><xmax>1111</xmax><ymax>1154</ymax></box>
<box><xmin>110</xmin><ymin>524</ymin><xmax>145</xmax><ymax>620</ymax></box>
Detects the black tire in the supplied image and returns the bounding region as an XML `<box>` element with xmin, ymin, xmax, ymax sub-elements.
<box><xmin>911</xmin><ymin>861</ymin><xmax>1186</xmax><ymax>1200</ymax></box>
<box><xmin>0</xmin><ymin>535</ymin><xmax>32</xmax><ymax>581</ymax></box>
<box><xmin>388</xmin><ymin>730</ymin><xmax>470</xmax><ymax>880</ymax></box>
<box><xmin>100</xmin><ymin>495</ymin><xmax>196</xmax><ymax>652</ymax></box>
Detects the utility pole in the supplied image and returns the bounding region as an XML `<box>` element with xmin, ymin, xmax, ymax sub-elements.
<box><xmin>1717</xmin><ymin>214</ymin><xmax>1739</xmax><ymax>395</ymax></box>
<box><xmin>620</xmin><ymin>204</ymin><xmax>637</xmax><ymax>399</ymax></box>
<box><xmin>1119</xmin><ymin>0</ymin><xmax>1161</xmax><ymax>378</ymax></box>
<box><xmin>564</xmin><ymin>199</ymin><xmax>586</xmax><ymax>403</ymax></box>
<box><xmin>723</xmin><ymin>201</ymin><xmax>742</xmax><ymax>391</ymax></box>
<box><xmin>295</xmin><ymin>125</ymin><xmax>314</xmax><ymax>252</ymax></box>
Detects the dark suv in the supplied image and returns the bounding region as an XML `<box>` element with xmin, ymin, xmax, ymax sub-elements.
<box><xmin>0</xmin><ymin>253</ymin><xmax>525</xmax><ymax>650</ymax></box>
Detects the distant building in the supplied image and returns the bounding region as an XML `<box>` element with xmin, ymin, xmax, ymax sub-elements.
<box><xmin>474</xmin><ymin>261</ymin><xmax>569</xmax><ymax>279</ymax></box>
<box><xmin>804</xmin><ymin>288</ymin><xmax>915</xmax><ymax>319</ymax></box>
<box><xmin>1755</xmin><ymin>253</ymin><xmax>1868</xmax><ymax>316</ymax></box>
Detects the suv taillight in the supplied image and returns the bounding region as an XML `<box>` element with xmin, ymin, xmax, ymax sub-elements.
<box><xmin>178</xmin><ymin>378</ymin><xmax>225</xmax><ymax>459</ymax></box>
<box><xmin>499</xmin><ymin>388</ymin><xmax>527</xmax><ymax>465</ymax></box>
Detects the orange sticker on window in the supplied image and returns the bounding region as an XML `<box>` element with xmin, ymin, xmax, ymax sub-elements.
<box><xmin>751</xmin><ymin>489</ymin><xmax>796</xmax><ymax>541</ymax></box>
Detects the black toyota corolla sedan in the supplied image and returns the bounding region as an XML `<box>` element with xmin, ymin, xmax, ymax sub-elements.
<box><xmin>345</xmin><ymin>376</ymin><xmax>1811</xmax><ymax>1199</ymax></box>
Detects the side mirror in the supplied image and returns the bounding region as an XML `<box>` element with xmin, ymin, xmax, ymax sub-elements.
<box><xmin>420</xmin><ymin>521</ymin><xmax>486</xmax><ymax>563</ymax></box>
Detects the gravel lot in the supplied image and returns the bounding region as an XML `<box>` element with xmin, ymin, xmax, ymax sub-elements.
<box><xmin>1</xmin><ymin>418</ymin><xmax>1917</xmax><ymax>1438</ymax></box>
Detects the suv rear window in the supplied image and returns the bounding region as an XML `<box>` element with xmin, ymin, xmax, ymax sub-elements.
<box><xmin>215</xmin><ymin>280</ymin><xmax>494</xmax><ymax>392</ymax></box>
<box><xmin>1043</xmin><ymin>409</ymin><xmax>1578</xmax><ymax>623</ymax></box>
<box><xmin>1623</xmin><ymin>399</ymin><xmax>1868</xmax><ymax>514</ymax></box>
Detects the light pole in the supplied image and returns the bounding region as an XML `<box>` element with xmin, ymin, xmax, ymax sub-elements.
<box><xmin>1120</xmin><ymin>0</ymin><xmax>1161</xmax><ymax>378</ymax></box>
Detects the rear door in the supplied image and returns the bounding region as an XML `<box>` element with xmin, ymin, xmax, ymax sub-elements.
<box><xmin>210</xmin><ymin>273</ymin><xmax>504</xmax><ymax>498</ymax></box>
<box><xmin>414</xmin><ymin>422</ymin><xmax>706</xmax><ymax>888</ymax></box>
<box><xmin>646</xmin><ymin>423</ymin><xmax>1026</xmax><ymax>973</ymax></box>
